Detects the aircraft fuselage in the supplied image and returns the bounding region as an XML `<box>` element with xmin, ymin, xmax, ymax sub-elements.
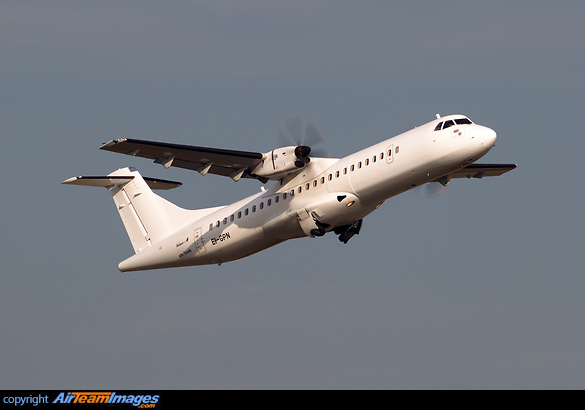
<box><xmin>117</xmin><ymin>115</ymin><xmax>497</xmax><ymax>271</ymax></box>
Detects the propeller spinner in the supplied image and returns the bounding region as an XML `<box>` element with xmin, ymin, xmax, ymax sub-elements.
<box><xmin>275</xmin><ymin>116</ymin><xmax>329</xmax><ymax>168</ymax></box>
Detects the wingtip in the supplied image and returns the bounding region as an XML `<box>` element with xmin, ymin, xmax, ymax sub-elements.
<box><xmin>100</xmin><ymin>138</ymin><xmax>127</xmax><ymax>149</ymax></box>
<box><xmin>61</xmin><ymin>176</ymin><xmax>80</xmax><ymax>185</ymax></box>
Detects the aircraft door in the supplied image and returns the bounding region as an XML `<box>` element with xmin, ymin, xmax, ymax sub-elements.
<box><xmin>193</xmin><ymin>228</ymin><xmax>207</xmax><ymax>255</ymax></box>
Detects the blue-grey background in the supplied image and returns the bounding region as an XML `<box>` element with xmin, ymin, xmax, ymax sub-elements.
<box><xmin>1</xmin><ymin>1</ymin><xmax>583</xmax><ymax>389</ymax></box>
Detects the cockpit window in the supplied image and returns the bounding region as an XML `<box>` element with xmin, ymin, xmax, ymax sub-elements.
<box><xmin>442</xmin><ymin>120</ymin><xmax>455</xmax><ymax>129</ymax></box>
<box><xmin>455</xmin><ymin>118</ymin><xmax>473</xmax><ymax>125</ymax></box>
<box><xmin>434</xmin><ymin>117</ymin><xmax>472</xmax><ymax>131</ymax></box>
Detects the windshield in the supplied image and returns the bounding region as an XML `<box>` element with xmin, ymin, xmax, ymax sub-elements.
<box><xmin>455</xmin><ymin>118</ymin><xmax>472</xmax><ymax>125</ymax></box>
<box><xmin>434</xmin><ymin>117</ymin><xmax>473</xmax><ymax>131</ymax></box>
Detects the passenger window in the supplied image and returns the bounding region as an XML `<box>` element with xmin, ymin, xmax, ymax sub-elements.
<box><xmin>259</xmin><ymin>202</ymin><xmax>264</xmax><ymax>210</ymax></box>
<box><xmin>267</xmin><ymin>199</ymin><xmax>272</xmax><ymax>206</ymax></box>
<box><xmin>336</xmin><ymin>171</ymin><xmax>340</xmax><ymax>178</ymax></box>
<box><xmin>343</xmin><ymin>168</ymin><xmax>347</xmax><ymax>175</ymax></box>
<box><xmin>230</xmin><ymin>215</ymin><xmax>234</xmax><ymax>222</ymax></box>
<box><xmin>275</xmin><ymin>196</ymin><xmax>279</xmax><ymax>203</ymax></box>
<box><xmin>373</xmin><ymin>155</ymin><xmax>376</xmax><ymax>163</ymax></box>
<box><xmin>245</xmin><ymin>208</ymin><xmax>249</xmax><ymax>216</ymax></box>
<box><xmin>313</xmin><ymin>180</ymin><xmax>318</xmax><ymax>187</ymax></box>
<box><xmin>351</xmin><ymin>165</ymin><xmax>355</xmax><ymax>172</ymax></box>
<box><xmin>298</xmin><ymin>186</ymin><xmax>302</xmax><ymax>194</ymax></box>
<box><xmin>237</xmin><ymin>211</ymin><xmax>242</xmax><ymax>219</ymax></box>
<box><xmin>321</xmin><ymin>177</ymin><xmax>325</xmax><ymax>184</ymax></box>
<box><xmin>283</xmin><ymin>192</ymin><xmax>288</xmax><ymax>200</ymax></box>
<box><xmin>305</xmin><ymin>183</ymin><xmax>310</xmax><ymax>190</ymax></box>
<box><xmin>223</xmin><ymin>217</ymin><xmax>227</xmax><ymax>225</ymax></box>
<box><xmin>365</xmin><ymin>159</ymin><xmax>369</xmax><ymax>166</ymax></box>
<box><xmin>216</xmin><ymin>221</ymin><xmax>220</xmax><ymax>228</ymax></box>
<box><xmin>252</xmin><ymin>205</ymin><xmax>256</xmax><ymax>213</ymax></box>
<box><xmin>358</xmin><ymin>162</ymin><xmax>362</xmax><ymax>169</ymax></box>
<box><xmin>395</xmin><ymin>146</ymin><xmax>400</xmax><ymax>154</ymax></box>
<box><xmin>209</xmin><ymin>223</ymin><xmax>213</xmax><ymax>230</ymax></box>
<box><xmin>380</xmin><ymin>152</ymin><xmax>384</xmax><ymax>160</ymax></box>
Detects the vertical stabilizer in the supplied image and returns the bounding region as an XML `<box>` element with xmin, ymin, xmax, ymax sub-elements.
<box><xmin>63</xmin><ymin>167</ymin><xmax>223</xmax><ymax>253</ymax></box>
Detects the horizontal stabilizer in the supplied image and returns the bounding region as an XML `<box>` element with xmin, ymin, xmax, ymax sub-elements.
<box><xmin>62</xmin><ymin>174</ymin><xmax>182</xmax><ymax>190</ymax></box>
<box><xmin>63</xmin><ymin>167</ymin><xmax>221</xmax><ymax>254</ymax></box>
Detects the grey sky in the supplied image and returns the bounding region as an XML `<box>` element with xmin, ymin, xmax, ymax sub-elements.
<box><xmin>1</xmin><ymin>1</ymin><xmax>584</xmax><ymax>389</ymax></box>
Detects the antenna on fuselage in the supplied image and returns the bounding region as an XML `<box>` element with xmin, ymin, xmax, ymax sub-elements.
<box><xmin>436</xmin><ymin>113</ymin><xmax>441</xmax><ymax>119</ymax></box>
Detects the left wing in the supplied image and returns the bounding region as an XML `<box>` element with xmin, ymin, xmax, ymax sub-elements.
<box><xmin>100</xmin><ymin>138</ymin><xmax>266</xmax><ymax>182</ymax></box>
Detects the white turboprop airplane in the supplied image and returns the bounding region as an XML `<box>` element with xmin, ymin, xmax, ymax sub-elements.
<box><xmin>63</xmin><ymin>114</ymin><xmax>516</xmax><ymax>272</ymax></box>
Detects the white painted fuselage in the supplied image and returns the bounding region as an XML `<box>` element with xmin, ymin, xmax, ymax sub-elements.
<box><xmin>117</xmin><ymin>115</ymin><xmax>497</xmax><ymax>271</ymax></box>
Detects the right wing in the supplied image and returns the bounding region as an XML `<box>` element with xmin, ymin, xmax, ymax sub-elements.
<box><xmin>100</xmin><ymin>138</ymin><xmax>267</xmax><ymax>182</ymax></box>
<box><xmin>450</xmin><ymin>163</ymin><xmax>518</xmax><ymax>179</ymax></box>
<box><xmin>433</xmin><ymin>163</ymin><xmax>517</xmax><ymax>186</ymax></box>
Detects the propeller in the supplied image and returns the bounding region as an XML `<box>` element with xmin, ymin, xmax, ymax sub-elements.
<box><xmin>275</xmin><ymin>116</ymin><xmax>330</xmax><ymax>167</ymax></box>
<box><xmin>425</xmin><ymin>182</ymin><xmax>446</xmax><ymax>198</ymax></box>
<box><xmin>413</xmin><ymin>181</ymin><xmax>446</xmax><ymax>198</ymax></box>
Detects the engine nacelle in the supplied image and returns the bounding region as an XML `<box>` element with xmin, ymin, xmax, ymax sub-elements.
<box><xmin>252</xmin><ymin>146</ymin><xmax>309</xmax><ymax>179</ymax></box>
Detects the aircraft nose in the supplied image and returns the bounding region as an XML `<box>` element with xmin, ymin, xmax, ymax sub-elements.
<box><xmin>477</xmin><ymin>126</ymin><xmax>497</xmax><ymax>147</ymax></box>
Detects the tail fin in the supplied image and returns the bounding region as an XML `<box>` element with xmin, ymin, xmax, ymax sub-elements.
<box><xmin>63</xmin><ymin>167</ymin><xmax>218</xmax><ymax>253</ymax></box>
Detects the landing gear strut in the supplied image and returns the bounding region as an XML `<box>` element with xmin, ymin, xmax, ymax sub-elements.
<box><xmin>310</xmin><ymin>220</ymin><xmax>329</xmax><ymax>237</ymax></box>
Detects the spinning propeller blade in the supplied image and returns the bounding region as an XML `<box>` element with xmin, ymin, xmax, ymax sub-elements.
<box><xmin>275</xmin><ymin>117</ymin><xmax>331</xmax><ymax>167</ymax></box>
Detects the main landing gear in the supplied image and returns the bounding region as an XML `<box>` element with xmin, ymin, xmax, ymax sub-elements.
<box><xmin>310</xmin><ymin>220</ymin><xmax>329</xmax><ymax>237</ymax></box>
<box><xmin>299</xmin><ymin>209</ymin><xmax>362</xmax><ymax>243</ymax></box>
<box><xmin>334</xmin><ymin>219</ymin><xmax>363</xmax><ymax>244</ymax></box>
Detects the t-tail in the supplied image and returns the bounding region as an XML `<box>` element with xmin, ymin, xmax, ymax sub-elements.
<box><xmin>62</xmin><ymin>167</ymin><xmax>219</xmax><ymax>270</ymax></box>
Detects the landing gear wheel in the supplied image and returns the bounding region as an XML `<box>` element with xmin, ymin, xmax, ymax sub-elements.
<box><xmin>311</xmin><ymin>228</ymin><xmax>326</xmax><ymax>237</ymax></box>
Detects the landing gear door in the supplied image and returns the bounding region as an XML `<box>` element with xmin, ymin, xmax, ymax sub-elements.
<box><xmin>194</xmin><ymin>228</ymin><xmax>207</xmax><ymax>255</ymax></box>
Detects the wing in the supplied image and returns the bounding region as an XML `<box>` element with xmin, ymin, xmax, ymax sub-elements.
<box><xmin>433</xmin><ymin>163</ymin><xmax>517</xmax><ymax>186</ymax></box>
<box><xmin>100</xmin><ymin>138</ymin><xmax>267</xmax><ymax>182</ymax></box>
<box><xmin>450</xmin><ymin>163</ymin><xmax>518</xmax><ymax>179</ymax></box>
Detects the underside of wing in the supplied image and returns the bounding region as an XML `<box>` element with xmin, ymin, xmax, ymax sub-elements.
<box><xmin>450</xmin><ymin>163</ymin><xmax>518</xmax><ymax>179</ymax></box>
<box><xmin>432</xmin><ymin>163</ymin><xmax>517</xmax><ymax>186</ymax></box>
<box><xmin>100</xmin><ymin>138</ymin><xmax>266</xmax><ymax>182</ymax></box>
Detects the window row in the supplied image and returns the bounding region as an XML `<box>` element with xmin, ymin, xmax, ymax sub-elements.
<box><xmin>209</xmin><ymin>191</ymin><xmax>294</xmax><ymax>230</ymax></box>
<box><xmin>294</xmin><ymin>146</ymin><xmax>400</xmax><ymax>193</ymax></box>
<box><xmin>209</xmin><ymin>146</ymin><xmax>400</xmax><ymax>230</ymax></box>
